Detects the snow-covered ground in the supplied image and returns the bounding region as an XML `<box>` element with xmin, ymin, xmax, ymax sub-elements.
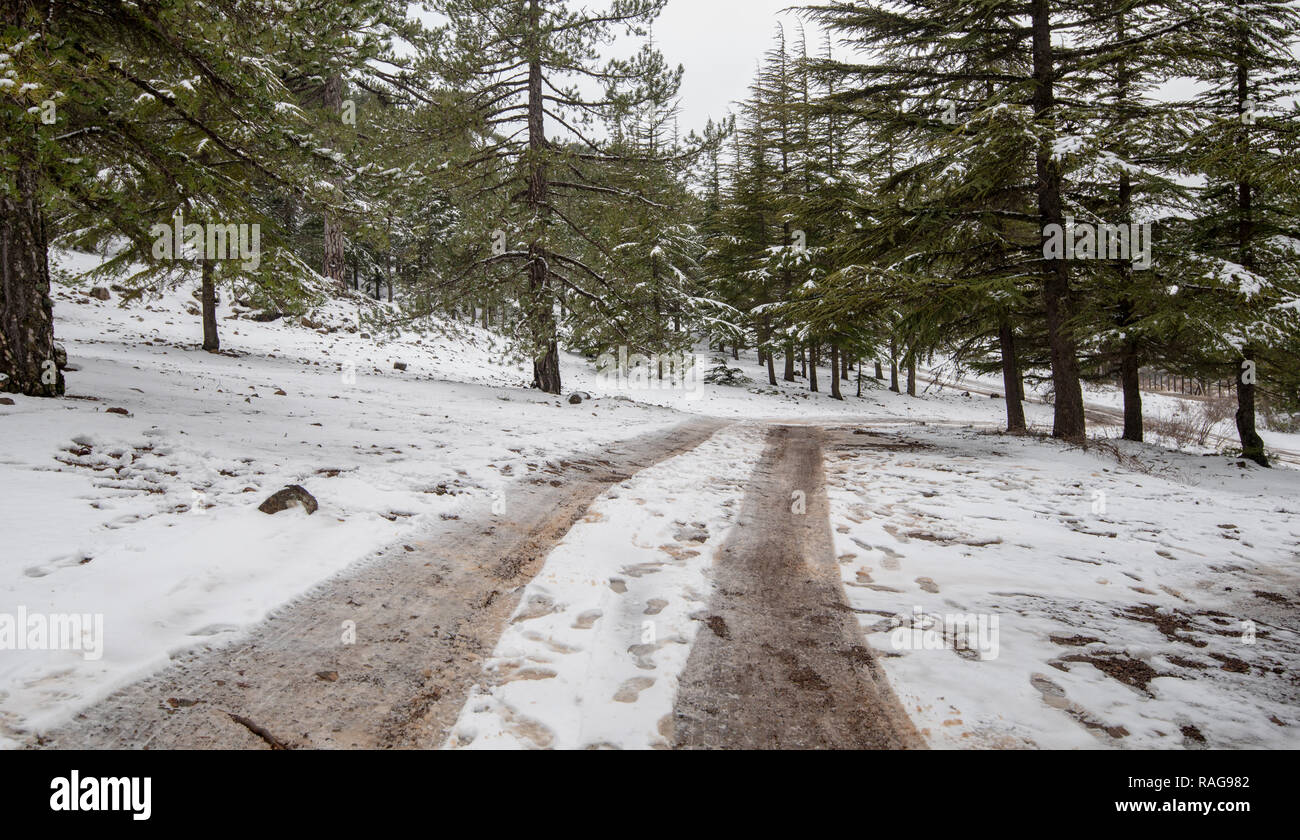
<box><xmin>825</xmin><ymin>426</ymin><xmax>1300</xmax><ymax>748</ymax></box>
<box><xmin>920</xmin><ymin>358</ymin><xmax>1300</xmax><ymax>461</ymax></box>
<box><xmin>2</xmin><ymin>252</ymin><xmax>694</xmax><ymax>745</ymax></box>
<box><xmin>3</xmin><ymin>249</ymin><xmax>1297</xmax><ymax>748</ymax></box>
<box><xmin>3</xmin><ymin>252</ymin><xmax>1006</xmax><ymax>745</ymax></box>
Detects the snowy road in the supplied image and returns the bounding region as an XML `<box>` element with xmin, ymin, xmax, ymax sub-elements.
<box><xmin>441</xmin><ymin>420</ymin><xmax>1299</xmax><ymax>750</ymax></box>
<box><xmin>19</xmin><ymin>412</ymin><xmax>1300</xmax><ymax>750</ymax></box>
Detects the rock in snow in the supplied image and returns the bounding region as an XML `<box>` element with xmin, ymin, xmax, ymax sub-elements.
<box><xmin>258</xmin><ymin>485</ymin><xmax>319</xmax><ymax>516</ymax></box>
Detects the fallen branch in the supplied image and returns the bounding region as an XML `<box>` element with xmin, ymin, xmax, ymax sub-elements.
<box><xmin>227</xmin><ymin>712</ymin><xmax>290</xmax><ymax>750</ymax></box>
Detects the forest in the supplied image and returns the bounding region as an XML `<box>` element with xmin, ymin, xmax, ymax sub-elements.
<box><xmin>3</xmin><ymin>0</ymin><xmax>1299</xmax><ymax>467</ymax></box>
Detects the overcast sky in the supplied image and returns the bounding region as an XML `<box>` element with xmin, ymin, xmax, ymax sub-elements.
<box><xmin>653</xmin><ymin>0</ymin><xmax>820</xmax><ymax>135</ymax></box>
<box><xmin>410</xmin><ymin>2</ymin><xmax>1295</xmax><ymax>138</ymax></box>
<box><xmin>650</xmin><ymin>2</ymin><xmax>1298</xmax><ymax>134</ymax></box>
<box><xmin>408</xmin><ymin>1</ymin><xmax>817</xmax><ymax>136</ymax></box>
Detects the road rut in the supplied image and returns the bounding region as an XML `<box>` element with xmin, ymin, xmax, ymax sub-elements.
<box><xmin>670</xmin><ymin>424</ymin><xmax>924</xmax><ymax>749</ymax></box>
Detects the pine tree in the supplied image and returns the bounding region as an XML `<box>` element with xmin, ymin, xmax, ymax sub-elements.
<box><xmin>427</xmin><ymin>0</ymin><xmax>682</xmax><ymax>394</ymax></box>
<box><xmin>1173</xmin><ymin>0</ymin><xmax>1300</xmax><ymax>465</ymax></box>
<box><xmin>1</xmin><ymin>0</ymin><xmax>417</xmax><ymax>383</ymax></box>
<box><xmin>801</xmin><ymin>0</ymin><xmax>1043</xmax><ymax>427</ymax></box>
<box><xmin>1055</xmin><ymin>0</ymin><xmax>1200</xmax><ymax>442</ymax></box>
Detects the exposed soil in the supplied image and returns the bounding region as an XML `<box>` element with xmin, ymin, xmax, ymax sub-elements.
<box><xmin>1059</xmin><ymin>652</ymin><xmax>1162</xmax><ymax>693</ymax></box>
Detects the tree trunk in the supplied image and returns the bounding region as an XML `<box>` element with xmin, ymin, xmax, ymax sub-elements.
<box><xmin>0</xmin><ymin>131</ymin><xmax>63</xmax><ymax>397</ymax></box>
<box><xmin>386</xmin><ymin>217</ymin><xmax>394</xmax><ymax>303</ymax></box>
<box><xmin>1032</xmin><ymin>0</ymin><xmax>1086</xmax><ymax>440</ymax></box>
<box><xmin>322</xmin><ymin>74</ymin><xmax>347</xmax><ymax>288</ymax></box>
<box><xmin>201</xmin><ymin>260</ymin><xmax>220</xmax><ymax>352</ymax></box>
<box><xmin>1232</xmin><ymin>45</ymin><xmax>1266</xmax><ymax>467</ymax></box>
<box><xmin>889</xmin><ymin>340</ymin><xmax>899</xmax><ymax>393</ymax></box>
<box><xmin>906</xmin><ymin>355</ymin><xmax>916</xmax><ymax>397</ymax></box>
<box><xmin>1236</xmin><ymin>354</ymin><xmax>1268</xmax><ymax>466</ymax></box>
<box><xmin>1120</xmin><ymin>340</ymin><xmax>1143</xmax><ymax>442</ymax></box>
<box><xmin>875</xmin><ymin>360</ymin><xmax>883</xmax><ymax>381</ymax></box>
<box><xmin>998</xmin><ymin>322</ymin><xmax>1026</xmax><ymax>432</ymax></box>
<box><xmin>808</xmin><ymin>342</ymin><xmax>818</xmax><ymax>392</ymax></box>
<box><xmin>830</xmin><ymin>344</ymin><xmax>842</xmax><ymax>399</ymax></box>
<box><xmin>1114</xmin><ymin>15</ymin><xmax>1139</xmax><ymax>443</ymax></box>
<box><xmin>526</xmin><ymin>0</ymin><xmax>561</xmax><ymax>395</ymax></box>
<box><xmin>528</xmin><ymin>281</ymin><xmax>561</xmax><ymax>394</ymax></box>
<box><xmin>784</xmin><ymin>342</ymin><xmax>795</xmax><ymax>381</ymax></box>
<box><xmin>760</xmin><ymin>320</ymin><xmax>776</xmax><ymax>386</ymax></box>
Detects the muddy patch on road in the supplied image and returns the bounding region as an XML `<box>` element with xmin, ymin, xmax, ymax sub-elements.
<box><xmin>669</xmin><ymin>425</ymin><xmax>925</xmax><ymax>750</ymax></box>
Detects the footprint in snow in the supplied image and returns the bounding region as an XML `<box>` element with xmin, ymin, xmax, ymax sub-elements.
<box><xmin>511</xmin><ymin>593</ymin><xmax>557</xmax><ymax>623</ymax></box>
<box><xmin>613</xmin><ymin>677</ymin><xmax>655</xmax><ymax>703</ymax></box>
<box><xmin>188</xmin><ymin>623</ymin><xmax>239</xmax><ymax>637</ymax></box>
<box><xmin>572</xmin><ymin>610</ymin><xmax>603</xmax><ymax>629</ymax></box>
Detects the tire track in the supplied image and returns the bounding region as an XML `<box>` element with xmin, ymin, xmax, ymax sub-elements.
<box><xmin>669</xmin><ymin>425</ymin><xmax>925</xmax><ymax>749</ymax></box>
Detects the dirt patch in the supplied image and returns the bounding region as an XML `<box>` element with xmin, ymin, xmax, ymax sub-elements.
<box><xmin>704</xmin><ymin>615</ymin><xmax>730</xmax><ymax>640</ymax></box>
<box><xmin>1032</xmin><ymin>673</ymin><xmax>1130</xmax><ymax>740</ymax></box>
<box><xmin>1208</xmin><ymin>653</ymin><xmax>1251</xmax><ymax>674</ymax></box>
<box><xmin>789</xmin><ymin>666</ymin><xmax>830</xmax><ymax>692</ymax></box>
<box><xmin>1050</xmin><ymin>634</ymin><xmax>1101</xmax><ymax>647</ymax></box>
<box><xmin>829</xmin><ymin>428</ymin><xmax>934</xmax><ymax>451</ymax></box>
<box><xmin>1166</xmin><ymin>655</ymin><xmax>1210</xmax><ymax>671</ymax></box>
<box><xmin>1119</xmin><ymin>604</ymin><xmax>1208</xmax><ymax>647</ymax></box>
<box><xmin>1060</xmin><ymin>652</ymin><xmax>1163</xmax><ymax>693</ymax></box>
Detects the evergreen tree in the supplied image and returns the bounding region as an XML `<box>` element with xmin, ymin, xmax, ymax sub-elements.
<box><xmin>1</xmin><ymin>0</ymin><xmax>413</xmax><ymax>386</ymax></box>
<box><xmin>1173</xmin><ymin>0</ymin><xmax>1300</xmax><ymax>465</ymax></box>
<box><xmin>427</xmin><ymin>0</ymin><xmax>682</xmax><ymax>394</ymax></box>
